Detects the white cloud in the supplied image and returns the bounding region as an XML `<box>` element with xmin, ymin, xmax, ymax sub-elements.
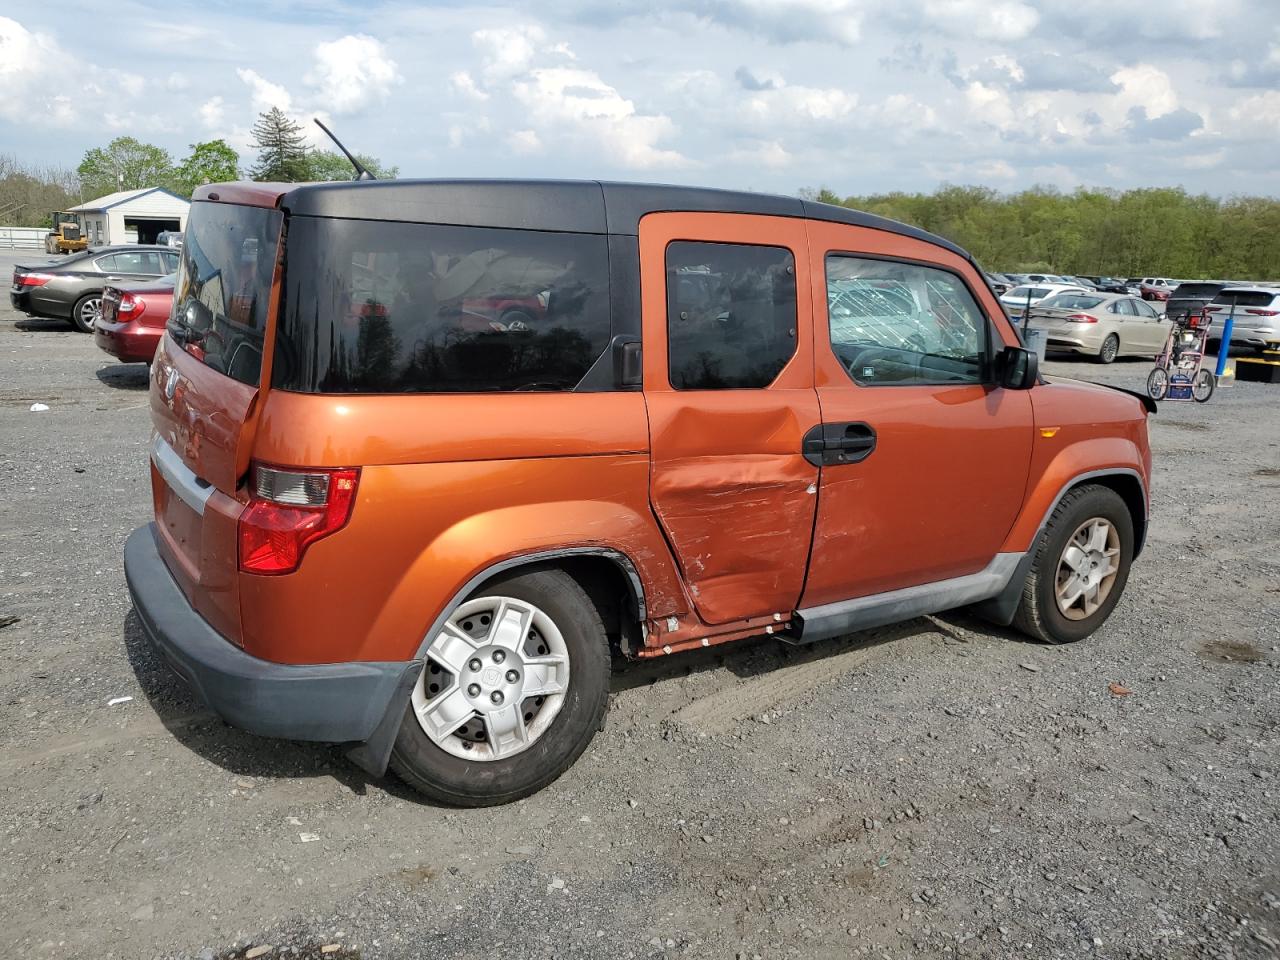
<box><xmin>508</xmin><ymin>129</ymin><xmax>542</xmax><ymax>154</ymax></box>
<box><xmin>922</xmin><ymin>0</ymin><xmax>1039</xmax><ymax>40</ymax></box>
<box><xmin>0</xmin><ymin>16</ymin><xmax>74</xmax><ymax>124</ymax></box>
<box><xmin>743</xmin><ymin>83</ymin><xmax>858</xmax><ymax>124</ymax></box>
<box><xmin>166</xmin><ymin>72</ymin><xmax>189</xmax><ymax>91</ymax></box>
<box><xmin>200</xmin><ymin>96</ymin><xmax>225</xmax><ymax>129</ymax></box>
<box><xmin>473</xmin><ymin>25</ymin><xmax>546</xmax><ymax>81</ymax></box>
<box><xmin>693</xmin><ymin>0</ymin><xmax>866</xmax><ymax>46</ymax></box>
<box><xmin>511</xmin><ymin>66</ymin><xmax>690</xmax><ymax>169</ymax></box>
<box><xmin>450</xmin><ymin>70</ymin><xmax>489</xmax><ymax>101</ymax></box>
<box><xmin>237</xmin><ymin>67</ymin><xmax>293</xmax><ymax>113</ymax></box>
<box><xmin>728</xmin><ymin>139</ymin><xmax>792</xmax><ymax>169</ymax></box>
<box><xmin>305</xmin><ymin>34</ymin><xmax>401</xmax><ymax>114</ymax></box>
<box><xmin>1110</xmin><ymin>65</ymin><xmax>1179</xmax><ymax>118</ymax></box>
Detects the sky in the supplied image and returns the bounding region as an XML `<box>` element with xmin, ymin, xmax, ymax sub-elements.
<box><xmin>1</xmin><ymin>0</ymin><xmax>1278</xmax><ymax>198</ymax></box>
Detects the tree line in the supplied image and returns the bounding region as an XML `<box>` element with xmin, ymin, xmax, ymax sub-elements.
<box><xmin>0</xmin><ymin>108</ymin><xmax>396</xmax><ymax>228</ymax></box>
<box><xmin>805</xmin><ymin>185</ymin><xmax>1280</xmax><ymax>281</ymax></box>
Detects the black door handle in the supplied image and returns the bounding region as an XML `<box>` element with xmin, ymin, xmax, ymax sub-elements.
<box><xmin>802</xmin><ymin>422</ymin><xmax>877</xmax><ymax>466</ymax></box>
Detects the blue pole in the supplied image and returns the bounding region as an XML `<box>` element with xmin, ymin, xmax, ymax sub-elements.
<box><xmin>1215</xmin><ymin>300</ymin><xmax>1236</xmax><ymax>378</ymax></box>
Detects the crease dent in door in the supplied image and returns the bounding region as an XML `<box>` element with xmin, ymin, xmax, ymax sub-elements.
<box><xmin>652</xmin><ymin>451</ymin><xmax>817</xmax><ymax>624</ymax></box>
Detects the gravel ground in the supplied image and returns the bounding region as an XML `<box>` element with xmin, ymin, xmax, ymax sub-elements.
<box><xmin>1</xmin><ymin>248</ymin><xmax>1278</xmax><ymax>960</ymax></box>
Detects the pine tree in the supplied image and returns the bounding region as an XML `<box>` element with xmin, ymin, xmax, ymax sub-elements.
<box><xmin>249</xmin><ymin>108</ymin><xmax>310</xmax><ymax>182</ymax></box>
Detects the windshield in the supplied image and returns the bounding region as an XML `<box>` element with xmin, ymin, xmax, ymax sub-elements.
<box><xmin>1043</xmin><ymin>294</ymin><xmax>1104</xmax><ymax>310</ymax></box>
<box><xmin>168</xmin><ymin>202</ymin><xmax>283</xmax><ymax>386</ymax></box>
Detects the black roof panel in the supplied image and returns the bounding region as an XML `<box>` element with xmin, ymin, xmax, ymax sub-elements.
<box><xmin>276</xmin><ymin>178</ymin><xmax>966</xmax><ymax>259</ymax></box>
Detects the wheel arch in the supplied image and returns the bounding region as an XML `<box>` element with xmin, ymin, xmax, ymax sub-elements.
<box><xmin>413</xmin><ymin>547</ymin><xmax>648</xmax><ymax>661</ymax></box>
<box><xmin>975</xmin><ymin>467</ymin><xmax>1147</xmax><ymax>628</ymax></box>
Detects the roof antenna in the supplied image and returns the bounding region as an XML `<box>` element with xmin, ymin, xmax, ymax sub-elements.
<box><xmin>313</xmin><ymin>118</ymin><xmax>375</xmax><ymax>180</ymax></box>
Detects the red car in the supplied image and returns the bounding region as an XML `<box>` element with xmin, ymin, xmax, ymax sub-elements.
<box><xmin>94</xmin><ymin>276</ymin><xmax>175</xmax><ymax>363</ymax></box>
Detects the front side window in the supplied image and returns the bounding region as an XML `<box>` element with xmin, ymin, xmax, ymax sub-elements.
<box><xmin>665</xmin><ymin>241</ymin><xmax>797</xmax><ymax>390</ymax></box>
<box><xmin>168</xmin><ymin>201</ymin><xmax>284</xmax><ymax>386</ymax></box>
<box><xmin>274</xmin><ymin>218</ymin><xmax>610</xmax><ymax>394</ymax></box>
<box><xmin>826</xmin><ymin>255</ymin><xmax>987</xmax><ymax>386</ymax></box>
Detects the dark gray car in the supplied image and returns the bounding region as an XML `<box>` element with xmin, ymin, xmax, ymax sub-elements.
<box><xmin>10</xmin><ymin>245</ymin><xmax>181</xmax><ymax>332</ymax></box>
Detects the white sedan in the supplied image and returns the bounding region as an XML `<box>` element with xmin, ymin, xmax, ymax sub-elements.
<box><xmin>1000</xmin><ymin>283</ymin><xmax>1089</xmax><ymax>323</ymax></box>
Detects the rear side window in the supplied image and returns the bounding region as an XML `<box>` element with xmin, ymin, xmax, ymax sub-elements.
<box><xmin>274</xmin><ymin>219</ymin><xmax>610</xmax><ymax>394</ymax></box>
<box><xmin>826</xmin><ymin>255</ymin><xmax>986</xmax><ymax>386</ymax></box>
<box><xmin>168</xmin><ymin>202</ymin><xmax>284</xmax><ymax>386</ymax></box>
<box><xmin>1213</xmin><ymin>290</ymin><xmax>1275</xmax><ymax>308</ymax></box>
<box><xmin>665</xmin><ymin>241</ymin><xmax>797</xmax><ymax>390</ymax></box>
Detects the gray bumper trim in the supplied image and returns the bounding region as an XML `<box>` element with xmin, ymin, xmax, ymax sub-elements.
<box><xmin>124</xmin><ymin>523</ymin><xmax>418</xmax><ymax>747</ymax></box>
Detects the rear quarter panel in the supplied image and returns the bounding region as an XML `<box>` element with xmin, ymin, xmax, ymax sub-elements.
<box><xmin>242</xmin><ymin>391</ymin><xmax>687</xmax><ymax>664</ymax></box>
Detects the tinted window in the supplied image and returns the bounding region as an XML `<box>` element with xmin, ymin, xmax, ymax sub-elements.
<box><xmin>1212</xmin><ymin>290</ymin><xmax>1275</xmax><ymax>308</ymax></box>
<box><xmin>1114</xmin><ymin>299</ymin><xmax>1137</xmax><ymax>316</ymax></box>
<box><xmin>827</xmin><ymin>256</ymin><xmax>986</xmax><ymax>386</ymax></box>
<box><xmin>1173</xmin><ymin>283</ymin><xmax>1222</xmax><ymax>299</ymax></box>
<box><xmin>666</xmin><ymin>242</ymin><xmax>796</xmax><ymax>390</ymax></box>
<box><xmin>168</xmin><ymin>202</ymin><xmax>283</xmax><ymax>387</ymax></box>
<box><xmin>1133</xmin><ymin>299</ymin><xmax>1158</xmax><ymax>317</ymax></box>
<box><xmin>161</xmin><ymin>250</ymin><xmax>180</xmax><ymax>272</ymax></box>
<box><xmin>274</xmin><ymin>218</ymin><xmax>610</xmax><ymax>394</ymax></box>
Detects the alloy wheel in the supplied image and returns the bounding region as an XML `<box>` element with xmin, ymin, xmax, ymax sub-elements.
<box><xmin>1054</xmin><ymin>517</ymin><xmax>1121</xmax><ymax>620</ymax></box>
<box><xmin>411</xmin><ymin>596</ymin><xmax>571</xmax><ymax>761</ymax></box>
<box><xmin>79</xmin><ymin>297</ymin><xmax>102</xmax><ymax>328</ymax></box>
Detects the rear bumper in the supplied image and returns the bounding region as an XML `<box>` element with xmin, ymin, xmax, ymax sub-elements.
<box><xmin>9</xmin><ymin>290</ymin><xmax>34</xmax><ymax>314</ymax></box>
<box><xmin>95</xmin><ymin>319</ymin><xmax>161</xmax><ymax>363</ymax></box>
<box><xmin>124</xmin><ymin>523</ymin><xmax>418</xmax><ymax>747</ymax></box>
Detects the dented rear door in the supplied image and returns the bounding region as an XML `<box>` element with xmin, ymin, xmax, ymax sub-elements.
<box><xmin>640</xmin><ymin>212</ymin><xmax>820</xmax><ymax>626</ymax></box>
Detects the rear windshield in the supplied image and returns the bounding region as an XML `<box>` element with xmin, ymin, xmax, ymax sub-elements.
<box><xmin>1043</xmin><ymin>294</ymin><xmax>1104</xmax><ymax>310</ymax></box>
<box><xmin>168</xmin><ymin>202</ymin><xmax>283</xmax><ymax>386</ymax></box>
<box><xmin>1172</xmin><ymin>283</ymin><xmax>1222</xmax><ymax>299</ymax></box>
<box><xmin>273</xmin><ymin>218</ymin><xmax>611</xmax><ymax>393</ymax></box>
<box><xmin>1212</xmin><ymin>290</ymin><xmax>1275</xmax><ymax>308</ymax></box>
<box><xmin>1008</xmin><ymin>286</ymin><xmax>1050</xmax><ymax>299</ymax></box>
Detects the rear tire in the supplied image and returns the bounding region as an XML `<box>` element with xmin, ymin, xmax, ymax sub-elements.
<box><xmin>1097</xmin><ymin>334</ymin><xmax>1119</xmax><ymax>364</ymax></box>
<box><xmin>390</xmin><ymin>568</ymin><xmax>610</xmax><ymax>806</ymax></box>
<box><xmin>1013</xmin><ymin>485</ymin><xmax>1134</xmax><ymax>645</ymax></box>
<box><xmin>71</xmin><ymin>293</ymin><xmax>102</xmax><ymax>333</ymax></box>
<box><xmin>1192</xmin><ymin>369</ymin><xmax>1215</xmax><ymax>403</ymax></box>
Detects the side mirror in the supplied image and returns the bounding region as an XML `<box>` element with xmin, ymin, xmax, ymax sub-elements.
<box><xmin>1000</xmin><ymin>345</ymin><xmax>1038</xmax><ymax>389</ymax></box>
<box><xmin>611</xmin><ymin>335</ymin><xmax>642</xmax><ymax>389</ymax></box>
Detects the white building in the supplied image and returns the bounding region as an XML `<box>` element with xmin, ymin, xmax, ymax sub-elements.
<box><xmin>69</xmin><ymin>188</ymin><xmax>190</xmax><ymax>247</ymax></box>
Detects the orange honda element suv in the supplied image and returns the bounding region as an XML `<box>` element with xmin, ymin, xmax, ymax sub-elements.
<box><xmin>124</xmin><ymin>180</ymin><xmax>1154</xmax><ymax>806</ymax></box>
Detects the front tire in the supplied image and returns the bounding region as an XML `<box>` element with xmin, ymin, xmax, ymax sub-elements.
<box><xmin>1192</xmin><ymin>369</ymin><xmax>1215</xmax><ymax>402</ymax></box>
<box><xmin>390</xmin><ymin>568</ymin><xmax>610</xmax><ymax>806</ymax></box>
<box><xmin>1146</xmin><ymin>367</ymin><xmax>1169</xmax><ymax>400</ymax></box>
<box><xmin>1013</xmin><ymin>485</ymin><xmax>1134</xmax><ymax>645</ymax></box>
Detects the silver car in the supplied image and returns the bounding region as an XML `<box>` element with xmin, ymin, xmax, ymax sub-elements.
<box><xmin>1023</xmin><ymin>292</ymin><xmax>1168</xmax><ymax>363</ymax></box>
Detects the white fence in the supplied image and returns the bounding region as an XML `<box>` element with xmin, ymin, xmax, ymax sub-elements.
<box><xmin>0</xmin><ymin>227</ymin><xmax>46</xmax><ymax>250</ymax></box>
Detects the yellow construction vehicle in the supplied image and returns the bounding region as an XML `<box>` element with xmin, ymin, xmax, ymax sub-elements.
<box><xmin>45</xmin><ymin>211</ymin><xmax>88</xmax><ymax>255</ymax></box>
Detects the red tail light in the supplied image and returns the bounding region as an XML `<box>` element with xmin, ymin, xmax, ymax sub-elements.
<box><xmin>1065</xmin><ymin>313</ymin><xmax>1097</xmax><ymax>323</ymax></box>
<box><xmin>1245</xmin><ymin>308</ymin><xmax>1278</xmax><ymax>316</ymax></box>
<box><xmin>1204</xmin><ymin>305</ymin><xmax>1223</xmax><ymax>312</ymax></box>
<box><xmin>238</xmin><ymin>464</ymin><xmax>359</xmax><ymax>575</ymax></box>
<box><xmin>17</xmin><ymin>273</ymin><xmax>54</xmax><ymax>287</ymax></box>
<box><xmin>118</xmin><ymin>293</ymin><xmax>145</xmax><ymax>320</ymax></box>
